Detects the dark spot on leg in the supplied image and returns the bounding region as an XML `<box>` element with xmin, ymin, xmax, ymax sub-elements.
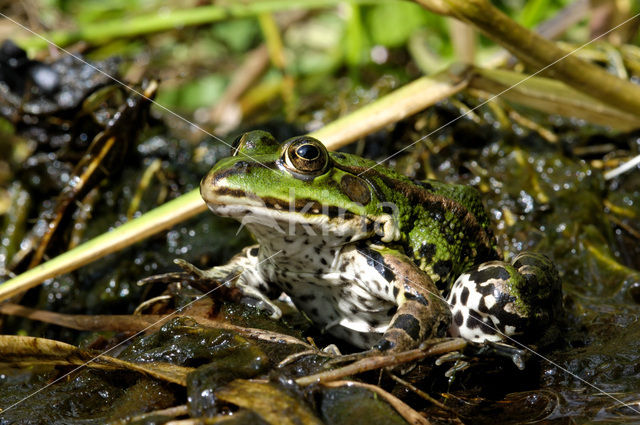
<box><xmin>387</xmin><ymin>306</ymin><xmax>398</xmax><ymax>316</ymax></box>
<box><xmin>392</xmin><ymin>314</ymin><xmax>421</xmax><ymax>340</ymax></box>
<box><xmin>466</xmin><ymin>309</ymin><xmax>484</xmax><ymax>329</ymax></box>
<box><xmin>478</xmin><ymin>296</ymin><xmax>488</xmax><ymax>313</ymax></box>
<box><xmin>357</xmin><ymin>243</ymin><xmax>395</xmax><ymax>283</ymax></box>
<box><xmin>320</xmin><ymin>258</ymin><xmax>327</xmax><ymax>266</ymax></box>
<box><xmin>393</xmin><ymin>286</ymin><xmax>399</xmax><ymax>298</ymax></box>
<box><xmin>481</xmin><ymin>321</ymin><xmax>497</xmax><ymax>335</ymax></box>
<box><xmin>374</xmin><ymin>338</ymin><xmax>396</xmax><ymax>351</ymax></box>
<box><xmin>454</xmin><ymin>311</ymin><xmax>464</xmax><ymax>326</ymax></box>
<box><xmin>405</xmin><ymin>291</ymin><xmax>429</xmax><ymax>306</ymax></box>
<box><xmin>468</xmin><ymin>265</ymin><xmax>510</xmax><ymax>284</ymax></box>
<box><xmin>460</xmin><ymin>287</ymin><xmax>469</xmax><ymax>305</ymax></box>
<box><xmin>450</xmin><ymin>292</ymin><xmax>457</xmax><ymax>306</ymax></box>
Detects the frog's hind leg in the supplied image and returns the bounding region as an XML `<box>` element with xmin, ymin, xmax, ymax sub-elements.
<box><xmin>446</xmin><ymin>252</ymin><xmax>562</xmax><ymax>345</ymax></box>
<box><xmin>370</xmin><ymin>249</ymin><xmax>452</xmax><ymax>352</ymax></box>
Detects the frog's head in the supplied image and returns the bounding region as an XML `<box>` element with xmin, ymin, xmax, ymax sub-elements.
<box><xmin>201</xmin><ymin>131</ymin><xmax>400</xmax><ymax>245</ymax></box>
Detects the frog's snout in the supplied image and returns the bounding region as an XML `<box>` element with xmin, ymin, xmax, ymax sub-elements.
<box><xmin>200</xmin><ymin>167</ymin><xmax>231</xmax><ymax>206</ymax></box>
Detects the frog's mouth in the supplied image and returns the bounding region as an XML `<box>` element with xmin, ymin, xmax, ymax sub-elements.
<box><xmin>203</xmin><ymin>186</ymin><xmax>378</xmax><ymax>242</ymax></box>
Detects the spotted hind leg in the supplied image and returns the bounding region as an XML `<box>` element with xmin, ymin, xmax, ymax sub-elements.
<box><xmin>370</xmin><ymin>248</ymin><xmax>451</xmax><ymax>352</ymax></box>
<box><xmin>447</xmin><ymin>252</ymin><xmax>562</xmax><ymax>345</ymax></box>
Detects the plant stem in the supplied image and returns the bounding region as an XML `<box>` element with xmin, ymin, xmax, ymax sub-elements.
<box><xmin>414</xmin><ymin>0</ymin><xmax>640</xmax><ymax>116</ymax></box>
<box><xmin>0</xmin><ymin>190</ymin><xmax>206</xmax><ymax>302</ymax></box>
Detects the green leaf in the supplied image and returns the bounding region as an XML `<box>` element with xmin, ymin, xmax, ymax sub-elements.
<box><xmin>364</xmin><ymin>2</ymin><xmax>429</xmax><ymax>48</ymax></box>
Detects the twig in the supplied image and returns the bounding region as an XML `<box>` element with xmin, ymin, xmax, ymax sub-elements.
<box><xmin>322</xmin><ymin>380</ymin><xmax>432</xmax><ymax>425</ymax></box>
<box><xmin>295</xmin><ymin>339</ymin><xmax>466</xmax><ymax>386</ymax></box>
<box><xmin>604</xmin><ymin>154</ymin><xmax>640</xmax><ymax>180</ymax></box>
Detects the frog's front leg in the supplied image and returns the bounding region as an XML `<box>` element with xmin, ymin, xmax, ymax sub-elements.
<box><xmin>447</xmin><ymin>252</ymin><xmax>562</xmax><ymax>345</ymax></box>
<box><xmin>368</xmin><ymin>247</ymin><xmax>452</xmax><ymax>352</ymax></box>
<box><xmin>177</xmin><ymin>245</ymin><xmax>282</xmax><ymax>319</ymax></box>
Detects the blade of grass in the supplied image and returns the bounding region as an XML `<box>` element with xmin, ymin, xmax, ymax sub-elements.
<box><xmin>0</xmin><ymin>190</ymin><xmax>206</xmax><ymax>302</ymax></box>
<box><xmin>469</xmin><ymin>66</ymin><xmax>640</xmax><ymax>131</ymax></box>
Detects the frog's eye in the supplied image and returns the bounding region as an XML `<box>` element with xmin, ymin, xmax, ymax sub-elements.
<box><xmin>282</xmin><ymin>137</ymin><xmax>329</xmax><ymax>177</ymax></box>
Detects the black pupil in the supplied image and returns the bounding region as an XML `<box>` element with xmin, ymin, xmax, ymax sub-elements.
<box><xmin>296</xmin><ymin>144</ymin><xmax>320</xmax><ymax>160</ymax></box>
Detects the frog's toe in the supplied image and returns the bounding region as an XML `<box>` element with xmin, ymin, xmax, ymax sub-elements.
<box><xmin>174</xmin><ymin>258</ymin><xmax>205</xmax><ymax>276</ymax></box>
<box><xmin>444</xmin><ymin>359</ymin><xmax>470</xmax><ymax>378</ymax></box>
<box><xmin>466</xmin><ymin>340</ymin><xmax>528</xmax><ymax>370</ymax></box>
<box><xmin>436</xmin><ymin>341</ymin><xmax>527</xmax><ymax>375</ymax></box>
<box><xmin>434</xmin><ymin>352</ymin><xmax>471</xmax><ymax>378</ymax></box>
<box><xmin>174</xmin><ymin>259</ymin><xmax>243</xmax><ymax>282</ymax></box>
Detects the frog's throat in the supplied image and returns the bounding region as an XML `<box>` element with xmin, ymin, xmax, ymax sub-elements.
<box><xmin>205</xmin><ymin>194</ymin><xmax>401</xmax><ymax>243</ymax></box>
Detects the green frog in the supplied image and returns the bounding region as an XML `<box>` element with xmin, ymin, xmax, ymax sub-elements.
<box><xmin>188</xmin><ymin>131</ymin><xmax>562</xmax><ymax>351</ymax></box>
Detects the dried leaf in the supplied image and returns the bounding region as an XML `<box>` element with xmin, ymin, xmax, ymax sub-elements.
<box><xmin>216</xmin><ymin>380</ymin><xmax>323</xmax><ymax>425</ymax></box>
<box><xmin>0</xmin><ymin>300</ymin><xmax>313</xmax><ymax>348</ymax></box>
<box><xmin>0</xmin><ymin>335</ymin><xmax>192</xmax><ymax>386</ymax></box>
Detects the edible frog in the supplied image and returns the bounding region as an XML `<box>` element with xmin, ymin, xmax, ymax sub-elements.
<box><xmin>189</xmin><ymin>131</ymin><xmax>562</xmax><ymax>351</ymax></box>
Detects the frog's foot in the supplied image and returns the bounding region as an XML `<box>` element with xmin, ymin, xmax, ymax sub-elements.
<box><xmin>446</xmin><ymin>252</ymin><xmax>562</xmax><ymax>345</ymax></box>
<box><xmin>174</xmin><ymin>258</ymin><xmax>241</xmax><ymax>282</ymax></box>
<box><xmin>435</xmin><ymin>341</ymin><xmax>527</xmax><ymax>377</ymax></box>
<box><xmin>366</xmin><ymin>247</ymin><xmax>451</xmax><ymax>353</ymax></box>
<box><xmin>466</xmin><ymin>340</ymin><xmax>527</xmax><ymax>370</ymax></box>
<box><xmin>175</xmin><ymin>245</ymin><xmax>282</xmax><ymax>320</ymax></box>
<box><xmin>434</xmin><ymin>352</ymin><xmax>470</xmax><ymax>377</ymax></box>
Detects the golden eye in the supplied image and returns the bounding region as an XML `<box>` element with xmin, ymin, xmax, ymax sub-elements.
<box><xmin>282</xmin><ymin>137</ymin><xmax>329</xmax><ymax>177</ymax></box>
